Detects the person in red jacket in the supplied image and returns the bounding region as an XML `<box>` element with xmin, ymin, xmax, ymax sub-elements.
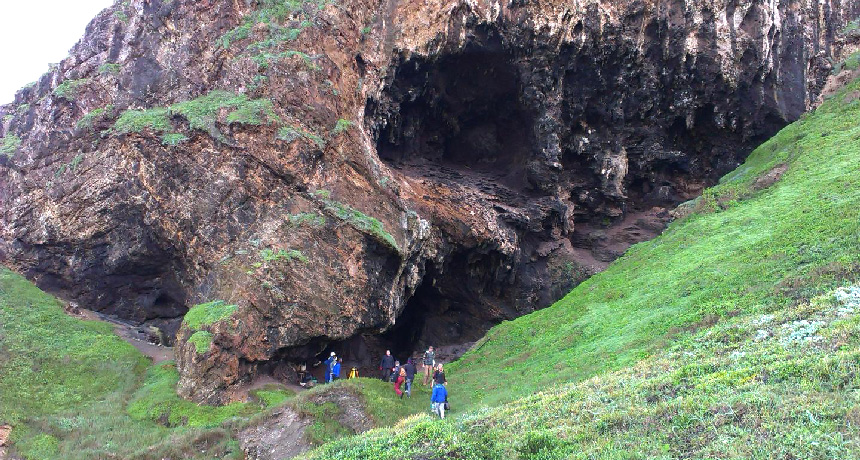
<box><xmin>393</xmin><ymin>360</ymin><xmax>405</xmax><ymax>397</ymax></box>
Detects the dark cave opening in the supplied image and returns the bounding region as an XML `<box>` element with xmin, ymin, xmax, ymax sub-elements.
<box><xmin>371</xmin><ymin>33</ymin><xmax>538</xmax><ymax>192</ymax></box>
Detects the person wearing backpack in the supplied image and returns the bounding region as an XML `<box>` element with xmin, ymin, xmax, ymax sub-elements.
<box><xmin>403</xmin><ymin>358</ymin><xmax>417</xmax><ymax>397</ymax></box>
<box><xmin>431</xmin><ymin>382</ymin><xmax>448</xmax><ymax>418</ymax></box>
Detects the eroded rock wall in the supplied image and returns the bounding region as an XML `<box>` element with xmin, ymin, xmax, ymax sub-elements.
<box><xmin>0</xmin><ymin>0</ymin><xmax>857</xmax><ymax>403</ymax></box>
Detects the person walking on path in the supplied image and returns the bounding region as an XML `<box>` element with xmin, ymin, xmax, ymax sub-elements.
<box><xmin>433</xmin><ymin>363</ymin><xmax>447</xmax><ymax>386</ymax></box>
<box><xmin>431</xmin><ymin>383</ymin><xmax>448</xmax><ymax>419</ymax></box>
<box><xmin>403</xmin><ymin>358</ymin><xmax>417</xmax><ymax>397</ymax></box>
<box><xmin>394</xmin><ymin>360</ymin><xmax>407</xmax><ymax>397</ymax></box>
<box><xmin>422</xmin><ymin>346</ymin><xmax>435</xmax><ymax>386</ymax></box>
<box><xmin>380</xmin><ymin>350</ymin><xmax>395</xmax><ymax>381</ymax></box>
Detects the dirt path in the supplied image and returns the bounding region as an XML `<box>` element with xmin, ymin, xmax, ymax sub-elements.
<box><xmin>113</xmin><ymin>325</ymin><xmax>173</xmax><ymax>363</ymax></box>
<box><xmin>68</xmin><ymin>306</ymin><xmax>174</xmax><ymax>363</ymax></box>
<box><xmin>239</xmin><ymin>407</ymin><xmax>311</xmax><ymax>460</ymax></box>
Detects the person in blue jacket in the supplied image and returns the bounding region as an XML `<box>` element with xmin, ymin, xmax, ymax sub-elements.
<box><xmin>331</xmin><ymin>358</ymin><xmax>342</xmax><ymax>381</ymax></box>
<box><xmin>431</xmin><ymin>383</ymin><xmax>448</xmax><ymax>419</ymax></box>
<box><xmin>323</xmin><ymin>352</ymin><xmax>336</xmax><ymax>383</ymax></box>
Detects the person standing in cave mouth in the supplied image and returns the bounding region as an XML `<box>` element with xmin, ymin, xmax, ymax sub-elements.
<box><xmin>324</xmin><ymin>352</ymin><xmax>337</xmax><ymax>383</ymax></box>
<box><xmin>332</xmin><ymin>357</ymin><xmax>342</xmax><ymax>381</ymax></box>
<box><xmin>380</xmin><ymin>349</ymin><xmax>395</xmax><ymax>381</ymax></box>
<box><xmin>422</xmin><ymin>346</ymin><xmax>436</xmax><ymax>386</ymax></box>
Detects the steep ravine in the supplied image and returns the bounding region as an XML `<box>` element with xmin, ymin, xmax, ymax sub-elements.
<box><xmin>0</xmin><ymin>0</ymin><xmax>857</xmax><ymax>403</ymax></box>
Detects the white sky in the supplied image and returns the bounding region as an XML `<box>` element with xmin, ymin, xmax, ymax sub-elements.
<box><xmin>0</xmin><ymin>0</ymin><xmax>115</xmax><ymax>104</ymax></box>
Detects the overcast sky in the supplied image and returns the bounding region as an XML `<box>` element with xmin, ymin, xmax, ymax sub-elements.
<box><xmin>0</xmin><ymin>0</ymin><xmax>115</xmax><ymax>104</ymax></box>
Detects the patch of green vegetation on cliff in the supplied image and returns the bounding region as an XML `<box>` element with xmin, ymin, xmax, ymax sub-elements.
<box><xmin>288</xmin><ymin>211</ymin><xmax>326</xmax><ymax>227</ymax></box>
<box><xmin>161</xmin><ymin>132</ymin><xmax>189</xmax><ymax>146</ymax></box>
<box><xmin>315</xmin><ymin>191</ymin><xmax>398</xmax><ymax>250</ymax></box>
<box><xmin>278</xmin><ymin>125</ymin><xmax>325</xmax><ymax>148</ymax></box>
<box><xmin>52</xmin><ymin>79</ymin><xmax>89</xmax><ymax>101</ymax></box>
<box><xmin>112</xmin><ymin>107</ymin><xmax>171</xmax><ymax>134</ymax></box>
<box><xmin>0</xmin><ymin>134</ymin><xmax>21</xmax><ymax>155</ymax></box>
<box><xmin>98</xmin><ymin>62</ymin><xmax>122</xmax><ymax>75</ymax></box>
<box><xmin>303</xmin><ymin>78</ymin><xmax>860</xmax><ymax>458</ymax></box>
<box><xmin>259</xmin><ymin>247</ymin><xmax>308</xmax><ymax>263</ymax></box>
<box><xmin>331</xmin><ymin>118</ymin><xmax>353</xmax><ymax>135</ymax></box>
<box><xmin>218</xmin><ymin>0</ymin><xmax>329</xmax><ymax>49</ymax></box>
<box><xmin>182</xmin><ymin>300</ymin><xmax>238</xmax><ymax>331</ymax></box>
<box><xmin>54</xmin><ymin>154</ymin><xmax>85</xmax><ymax>178</ymax></box>
<box><xmin>250</xmin><ymin>49</ymin><xmax>318</xmax><ymax>71</ymax></box>
<box><xmin>111</xmin><ymin>91</ymin><xmax>278</xmax><ymax>139</ymax></box>
<box><xmin>127</xmin><ymin>362</ymin><xmax>255</xmax><ymax>426</ymax></box>
<box><xmin>171</xmin><ymin>90</ymin><xmax>279</xmax><ymax>134</ymax></box>
<box><xmin>187</xmin><ymin>330</ymin><xmax>214</xmax><ymax>354</ymax></box>
<box><xmin>76</xmin><ymin>105</ymin><xmax>115</xmax><ymax>130</ymax></box>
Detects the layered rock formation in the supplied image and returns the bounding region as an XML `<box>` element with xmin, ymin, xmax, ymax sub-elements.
<box><xmin>0</xmin><ymin>0</ymin><xmax>857</xmax><ymax>403</ymax></box>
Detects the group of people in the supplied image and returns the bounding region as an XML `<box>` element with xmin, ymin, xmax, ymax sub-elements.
<box><xmin>380</xmin><ymin>346</ymin><xmax>449</xmax><ymax>418</ymax></box>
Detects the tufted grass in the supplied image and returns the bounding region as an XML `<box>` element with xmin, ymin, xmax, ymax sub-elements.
<box><xmin>182</xmin><ymin>300</ymin><xmax>237</xmax><ymax>331</ymax></box>
<box><xmin>0</xmin><ymin>134</ymin><xmax>21</xmax><ymax>155</ymax></box>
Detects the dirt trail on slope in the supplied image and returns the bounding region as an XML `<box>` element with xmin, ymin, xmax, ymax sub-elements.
<box><xmin>239</xmin><ymin>406</ymin><xmax>312</xmax><ymax>460</ymax></box>
<box><xmin>65</xmin><ymin>305</ymin><xmax>174</xmax><ymax>363</ymax></box>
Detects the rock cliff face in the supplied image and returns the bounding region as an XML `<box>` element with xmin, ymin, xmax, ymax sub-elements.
<box><xmin>0</xmin><ymin>0</ymin><xmax>857</xmax><ymax>403</ymax></box>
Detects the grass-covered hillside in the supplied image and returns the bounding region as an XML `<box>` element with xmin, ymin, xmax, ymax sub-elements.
<box><xmin>301</xmin><ymin>80</ymin><xmax>860</xmax><ymax>457</ymax></box>
<box><xmin>0</xmin><ymin>264</ymin><xmax>436</xmax><ymax>459</ymax></box>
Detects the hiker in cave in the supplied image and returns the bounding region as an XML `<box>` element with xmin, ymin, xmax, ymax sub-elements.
<box><xmin>431</xmin><ymin>382</ymin><xmax>448</xmax><ymax>419</ymax></box>
<box><xmin>433</xmin><ymin>363</ymin><xmax>447</xmax><ymax>386</ymax></box>
<box><xmin>404</xmin><ymin>358</ymin><xmax>417</xmax><ymax>397</ymax></box>
<box><xmin>422</xmin><ymin>345</ymin><xmax>435</xmax><ymax>385</ymax></box>
<box><xmin>380</xmin><ymin>349</ymin><xmax>395</xmax><ymax>381</ymax></box>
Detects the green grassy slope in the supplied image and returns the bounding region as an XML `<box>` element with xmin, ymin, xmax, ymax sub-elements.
<box><xmin>302</xmin><ymin>80</ymin><xmax>860</xmax><ymax>457</ymax></box>
<box><xmin>0</xmin><ymin>268</ymin><xmax>290</xmax><ymax>459</ymax></box>
<box><xmin>0</xmin><ymin>263</ymin><xmax>424</xmax><ymax>458</ymax></box>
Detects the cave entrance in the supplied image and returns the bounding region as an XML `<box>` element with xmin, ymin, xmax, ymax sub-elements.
<box><xmin>379</xmin><ymin>249</ymin><xmax>514</xmax><ymax>363</ymax></box>
<box><xmin>371</xmin><ymin>31</ymin><xmax>537</xmax><ymax>192</ymax></box>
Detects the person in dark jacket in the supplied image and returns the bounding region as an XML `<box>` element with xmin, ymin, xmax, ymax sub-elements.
<box><xmin>433</xmin><ymin>363</ymin><xmax>446</xmax><ymax>386</ymax></box>
<box><xmin>431</xmin><ymin>383</ymin><xmax>448</xmax><ymax>418</ymax></box>
<box><xmin>380</xmin><ymin>350</ymin><xmax>395</xmax><ymax>381</ymax></box>
<box><xmin>403</xmin><ymin>358</ymin><xmax>417</xmax><ymax>397</ymax></box>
